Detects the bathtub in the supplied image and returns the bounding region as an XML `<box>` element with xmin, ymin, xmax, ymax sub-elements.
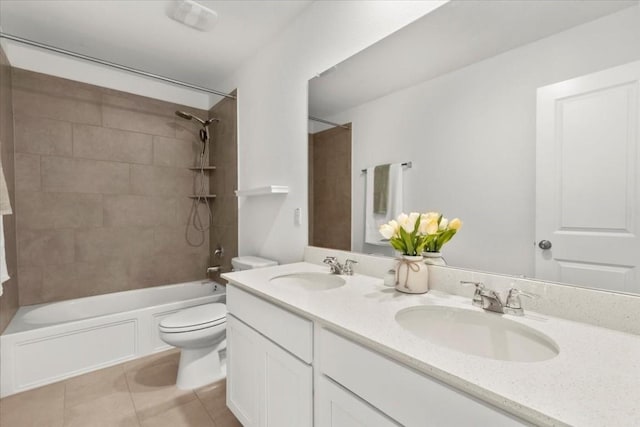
<box><xmin>1</xmin><ymin>280</ymin><xmax>225</xmax><ymax>397</ymax></box>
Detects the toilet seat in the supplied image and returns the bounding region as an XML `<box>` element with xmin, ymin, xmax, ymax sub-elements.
<box><xmin>160</xmin><ymin>303</ymin><xmax>226</xmax><ymax>334</ymax></box>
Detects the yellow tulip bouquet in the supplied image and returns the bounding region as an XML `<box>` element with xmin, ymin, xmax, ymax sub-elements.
<box><xmin>379</xmin><ymin>212</ymin><xmax>462</xmax><ymax>256</ymax></box>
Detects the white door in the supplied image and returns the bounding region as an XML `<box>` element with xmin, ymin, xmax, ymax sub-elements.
<box><xmin>536</xmin><ymin>61</ymin><xmax>640</xmax><ymax>293</ymax></box>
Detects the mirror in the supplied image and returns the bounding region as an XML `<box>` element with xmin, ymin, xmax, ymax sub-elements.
<box><xmin>308</xmin><ymin>0</ymin><xmax>640</xmax><ymax>295</ymax></box>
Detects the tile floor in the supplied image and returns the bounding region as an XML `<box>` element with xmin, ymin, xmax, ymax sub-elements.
<box><xmin>0</xmin><ymin>349</ymin><xmax>241</xmax><ymax>427</ymax></box>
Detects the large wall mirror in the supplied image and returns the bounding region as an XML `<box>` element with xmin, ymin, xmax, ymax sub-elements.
<box><xmin>308</xmin><ymin>0</ymin><xmax>640</xmax><ymax>295</ymax></box>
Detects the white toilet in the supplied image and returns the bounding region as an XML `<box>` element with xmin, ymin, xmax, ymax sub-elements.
<box><xmin>159</xmin><ymin>303</ymin><xmax>227</xmax><ymax>389</ymax></box>
<box><xmin>159</xmin><ymin>256</ymin><xmax>277</xmax><ymax>390</ymax></box>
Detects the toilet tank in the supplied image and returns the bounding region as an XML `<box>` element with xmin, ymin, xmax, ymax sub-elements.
<box><xmin>231</xmin><ymin>256</ymin><xmax>278</xmax><ymax>271</ymax></box>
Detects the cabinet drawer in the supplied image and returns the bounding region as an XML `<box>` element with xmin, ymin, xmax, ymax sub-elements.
<box><xmin>227</xmin><ymin>285</ymin><xmax>313</xmax><ymax>363</ymax></box>
<box><xmin>317</xmin><ymin>375</ymin><xmax>400</xmax><ymax>427</ymax></box>
<box><xmin>319</xmin><ymin>328</ymin><xmax>527</xmax><ymax>427</ymax></box>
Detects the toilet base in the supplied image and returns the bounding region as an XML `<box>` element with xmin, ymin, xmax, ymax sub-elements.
<box><xmin>176</xmin><ymin>346</ymin><xmax>226</xmax><ymax>390</ymax></box>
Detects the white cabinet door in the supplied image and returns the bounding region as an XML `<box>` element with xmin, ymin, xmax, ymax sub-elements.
<box><xmin>536</xmin><ymin>61</ymin><xmax>640</xmax><ymax>293</ymax></box>
<box><xmin>317</xmin><ymin>375</ymin><xmax>400</xmax><ymax>427</ymax></box>
<box><xmin>227</xmin><ymin>314</ymin><xmax>312</xmax><ymax>427</ymax></box>
<box><xmin>263</xmin><ymin>336</ymin><xmax>313</xmax><ymax>427</ymax></box>
<box><xmin>227</xmin><ymin>315</ymin><xmax>261</xmax><ymax>426</ymax></box>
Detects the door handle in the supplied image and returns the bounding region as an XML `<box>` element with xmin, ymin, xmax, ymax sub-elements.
<box><xmin>538</xmin><ymin>240</ymin><xmax>552</xmax><ymax>250</ymax></box>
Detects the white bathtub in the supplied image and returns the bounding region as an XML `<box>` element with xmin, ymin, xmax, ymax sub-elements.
<box><xmin>1</xmin><ymin>280</ymin><xmax>225</xmax><ymax>397</ymax></box>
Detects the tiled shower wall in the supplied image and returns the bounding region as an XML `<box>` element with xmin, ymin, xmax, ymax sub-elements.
<box><xmin>12</xmin><ymin>69</ymin><xmax>215</xmax><ymax>305</ymax></box>
<box><xmin>208</xmin><ymin>92</ymin><xmax>238</xmax><ymax>278</ymax></box>
<box><xmin>0</xmin><ymin>47</ymin><xmax>18</xmax><ymax>332</ymax></box>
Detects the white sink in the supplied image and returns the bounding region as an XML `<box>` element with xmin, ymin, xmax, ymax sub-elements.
<box><xmin>395</xmin><ymin>306</ymin><xmax>559</xmax><ymax>362</ymax></box>
<box><xmin>269</xmin><ymin>272</ymin><xmax>346</xmax><ymax>291</ymax></box>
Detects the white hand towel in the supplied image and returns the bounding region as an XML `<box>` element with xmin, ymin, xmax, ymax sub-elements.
<box><xmin>365</xmin><ymin>163</ymin><xmax>403</xmax><ymax>245</ymax></box>
<box><xmin>0</xmin><ymin>148</ymin><xmax>12</xmax><ymax>216</ymax></box>
<box><xmin>1</xmin><ymin>148</ymin><xmax>12</xmax><ymax>291</ymax></box>
<box><xmin>1</xmin><ymin>220</ymin><xmax>8</xmax><ymax>291</ymax></box>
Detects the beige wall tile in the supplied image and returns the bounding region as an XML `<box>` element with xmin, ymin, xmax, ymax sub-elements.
<box><xmin>16</xmin><ymin>191</ymin><xmax>103</xmax><ymax>230</ymax></box>
<box><xmin>154</xmin><ymin>225</ymin><xmax>209</xmax><ymax>255</ymax></box>
<box><xmin>10</xmin><ymin>70</ymin><xmax>236</xmax><ymax>304</ymax></box>
<box><xmin>153</xmin><ymin>135</ymin><xmax>200</xmax><ymax>168</ymax></box>
<box><xmin>103</xmin><ymin>195</ymin><xmax>177</xmax><ymax>227</ymax></box>
<box><xmin>14</xmin><ymin>152</ymin><xmax>41</xmax><ymax>191</ymax></box>
<box><xmin>14</xmin><ymin>114</ymin><xmax>73</xmax><ymax>156</ymax></box>
<box><xmin>75</xmin><ymin>227</ymin><xmax>155</xmax><ymax>262</ymax></box>
<box><xmin>127</xmin><ymin>252</ymin><xmax>207</xmax><ymax>289</ymax></box>
<box><xmin>16</xmin><ymin>265</ymin><xmax>43</xmax><ymax>306</ymax></box>
<box><xmin>12</xmin><ymin>68</ymin><xmax>102</xmax><ymax>103</ymax></box>
<box><xmin>13</xmin><ymin>88</ymin><xmax>101</xmax><ymax>125</ymax></box>
<box><xmin>130</xmin><ymin>165</ymin><xmax>194</xmax><ymax>196</ymax></box>
<box><xmin>58</xmin><ymin>260</ymin><xmax>128</xmax><ymax>301</ymax></box>
<box><xmin>102</xmin><ymin>106</ymin><xmax>175</xmax><ymax>137</ymax></box>
<box><xmin>41</xmin><ymin>156</ymin><xmax>130</xmax><ymax>194</ymax></box>
<box><xmin>20</xmin><ymin>260</ymin><xmax>130</xmax><ymax>305</ymax></box>
<box><xmin>73</xmin><ymin>124</ymin><xmax>153</xmax><ymax>164</ymax></box>
<box><xmin>17</xmin><ymin>228</ymin><xmax>74</xmax><ymax>267</ymax></box>
<box><xmin>102</xmin><ymin>91</ymin><xmax>179</xmax><ymax>118</ymax></box>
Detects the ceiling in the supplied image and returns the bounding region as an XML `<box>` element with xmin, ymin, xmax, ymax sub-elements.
<box><xmin>0</xmin><ymin>0</ymin><xmax>313</xmax><ymax>92</ymax></box>
<box><xmin>309</xmin><ymin>0</ymin><xmax>638</xmax><ymax>118</ymax></box>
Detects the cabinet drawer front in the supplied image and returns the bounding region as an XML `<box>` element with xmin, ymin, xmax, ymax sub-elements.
<box><xmin>228</xmin><ymin>285</ymin><xmax>313</xmax><ymax>363</ymax></box>
<box><xmin>319</xmin><ymin>328</ymin><xmax>527</xmax><ymax>427</ymax></box>
<box><xmin>317</xmin><ymin>375</ymin><xmax>400</xmax><ymax>427</ymax></box>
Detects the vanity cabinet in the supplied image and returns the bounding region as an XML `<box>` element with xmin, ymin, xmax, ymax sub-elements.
<box><xmin>226</xmin><ymin>285</ymin><xmax>313</xmax><ymax>427</ymax></box>
<box><xmin>226</xmin><ymin>283</ymin><xmax>527</xmax><ymax>427</ymax></box>
<box><xmin>317</xmin><ymin>328</ymin><xmax>527</xmax><ymax>427</ymax></box>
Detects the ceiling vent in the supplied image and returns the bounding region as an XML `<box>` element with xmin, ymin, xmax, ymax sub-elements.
<box><xmin>168</xmin><ymin>0</ymin><xmax>218</xmax><ymax>32</ymax></box>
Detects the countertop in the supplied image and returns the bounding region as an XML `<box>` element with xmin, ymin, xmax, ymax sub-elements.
<box><xmin>222</xmin><ymin>262</ymin><xmax>640</xmax><ymax>427</ymax></box>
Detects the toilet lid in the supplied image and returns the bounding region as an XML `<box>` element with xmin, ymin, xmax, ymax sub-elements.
<box><xmin>160</xmin><ymin>303</ymin><xmax>226</xmax><ymax>332</ymax></box>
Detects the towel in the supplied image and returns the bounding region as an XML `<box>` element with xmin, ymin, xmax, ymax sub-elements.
<box><xmin>1</xmin><ymin>148</ymin><xmax>12</xmax><ymax>289</ymax></box>
<box><xmin>373</xmin><ymin>164</ymin><xmax>389</xmax><ymax>215</ymax></box>
<box><xmin>1</xmin><ymin>221</ymin><xmax>8</xmax><ymax>290</ymax></box>
<box><xmin>365</xmin><ymin>163</ymin><xmax>403</xmax><ymax>245</ymax></box>
<box><xmin>0</xmin><ymin>150</ymin><xmax>11</xmax><ymax>216</ymax></box>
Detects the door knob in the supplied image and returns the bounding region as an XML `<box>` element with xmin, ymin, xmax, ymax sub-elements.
<box><xmin>538</xmin><ymin>240</ymin><xmax>552</xmax><ymax>250</ymax></box>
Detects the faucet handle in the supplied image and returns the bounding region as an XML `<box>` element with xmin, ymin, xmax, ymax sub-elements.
<box><xmin>343</xmin><ymin>259</ymin><xmax>358</xmax><ymax>275</ymax></box>
<box><xmin>460</xmin><ymin>281</ymin><xmax>484</xmax><ymax>307</ymax></box>
<box><xmin>504</xmin><ymin>288</ymin><xmax>538</xmax><ymax>315</ymax></box>
<box><xmin>323</xmin><ymin>256</ymin><xmax>337</xmax><ymax>264</ymax></box>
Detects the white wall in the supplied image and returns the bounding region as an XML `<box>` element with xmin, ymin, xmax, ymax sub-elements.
<box><xmin>329</xmin><ymin>6</ymin><xmax>640</xmax><ymax>276</ymax></box>
<box><xmin>225</xmin><ymin>1</ymin><xmax>447</xmax><ymax>263</ymax></box>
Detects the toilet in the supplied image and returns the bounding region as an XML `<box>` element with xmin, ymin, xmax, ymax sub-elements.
<box><xmin>159</xmin><ymin>256</ymin><xmax>277</xmax><ymax>389</ymax></box>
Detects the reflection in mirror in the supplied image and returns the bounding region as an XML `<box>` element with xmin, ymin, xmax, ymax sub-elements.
<box><xmin>308</xmin><ymin>0</ymin><xmax>640</xmax><ymax>295</ymax></box>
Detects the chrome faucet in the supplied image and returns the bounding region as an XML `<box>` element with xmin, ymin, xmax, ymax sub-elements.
<box><xmin>460</xmin><ymin>281</ymin><xmax>536</xmax><ymax>316</ymax></box>
<box><xmin>323</xmin><ymin>256</ymin><xmax>357</xmax><ymax>275</ymax></box>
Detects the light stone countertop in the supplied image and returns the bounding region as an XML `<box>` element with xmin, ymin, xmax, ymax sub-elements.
<box><xmin>222</xmin><ymin>261</ymin><xmax>640</xmax><ymax>427</ymax></box>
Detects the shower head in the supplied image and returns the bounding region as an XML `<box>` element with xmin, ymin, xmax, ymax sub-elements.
<box><xmin>175</xmin><ymin>110</ymin><xmax>218</xmax><ymax>126</ymax></box>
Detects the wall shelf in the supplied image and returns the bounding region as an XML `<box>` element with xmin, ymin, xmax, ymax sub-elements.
<box><xmin>188</xmin><ymin>166</ymin><xmax>217</xmax><ymax>171</ymax></box>
<box><xmin>235</xmin><ymin>185</ymin><xmax>289</xmax><ymax>197</ymax></box>
<box><xmin>188</xmin><ymin>195</ymin><xmax>217</xmax><ymax>200</ymax></box>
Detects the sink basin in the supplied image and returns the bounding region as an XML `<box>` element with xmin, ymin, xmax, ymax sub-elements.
<box><xmin>269</xmin><ymin>272</ymin><xmax>346</xmax><ymax>291</ymax></box>
<box><xmin>395</xmin><ymin>306</ymin><xmax>558</xmax><ymax>362</ymax></box>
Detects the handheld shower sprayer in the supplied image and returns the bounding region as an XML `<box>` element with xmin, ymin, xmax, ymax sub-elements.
<box><xmin>175</xmin><ymin>110</ymin><xmax>218</xmax><ymax>127</ymax></box>
<box><xmin>175</xmin><ymin>110</ymin><xmax>219</xmax><ymax>154</ymax></box>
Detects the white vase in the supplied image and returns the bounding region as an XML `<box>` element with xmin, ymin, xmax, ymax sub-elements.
<box><xmin>423</xmin><ymin>252</ymin><xmax>446</xmax><ymax>266</ymax></box>
<box><xmin>395</xmin><ymin>255</ymin><xmax>429</xmax><ymax>294</ymax></box>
